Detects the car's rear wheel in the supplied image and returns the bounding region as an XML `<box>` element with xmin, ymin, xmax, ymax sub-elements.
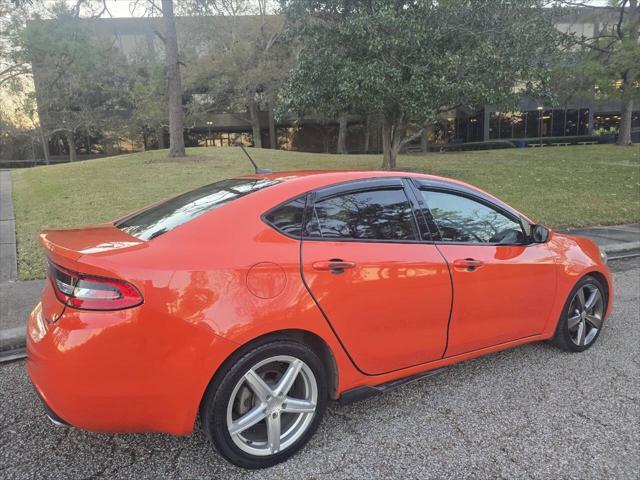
<box><xmin>201</xmin><ymin>340</ymin><xmax>327</xmax><ymax>469</ymax></box>
<box><xmin>552</xmin><ymin>275</ymin><xmax>606</xmax><ymax>352</ymax></box>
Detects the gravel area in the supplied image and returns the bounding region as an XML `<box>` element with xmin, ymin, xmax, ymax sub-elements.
<box><xmin>1</xmin><ymin>258</ymin><xmax>638</xmax><ymax>479</ymax></box>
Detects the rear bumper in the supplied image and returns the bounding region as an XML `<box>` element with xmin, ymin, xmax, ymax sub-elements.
<box><xmin>32</xmin><ymin>385</ymin><xmax>70</xmax><ymax>427</ymax></box>
<box><xmin>26</xmin><ymin>297</ymin><xmax>239</xmax><ymax>436</ymax></box>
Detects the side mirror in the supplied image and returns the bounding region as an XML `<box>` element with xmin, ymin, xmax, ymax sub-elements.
<box><xmin>530</xmin><ymin>224</ymin><xmax>549</xmax><ymax>243</ymax></box>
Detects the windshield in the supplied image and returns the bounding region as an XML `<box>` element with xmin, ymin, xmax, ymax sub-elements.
<box><xmin>115</xmin><ymin>178</ymin><xmax>279</xmax><ymax>240</ymax></box>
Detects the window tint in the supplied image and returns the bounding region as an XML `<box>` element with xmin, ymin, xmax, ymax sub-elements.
<box><xmin>307</xmin><ymin>189</ymin><xmax>417</xmax><ymax>241</ymax></box>
<box><xmin>264</xmin><ymin>197</ymin><xmax>306</xmax><ymax>238</ymax></box>
<box><xmin>116</xmin><ymin>178</ymin><xmax>279</xmax><ymax>240</ymax></box>
<box><xmin>421</xmin><ymin>190</ymin><xmax>524</xmax><ymax>244</ymax></box>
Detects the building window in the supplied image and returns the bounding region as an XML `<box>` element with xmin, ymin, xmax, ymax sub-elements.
<box><xmin>431</xmin><ymin>123</ymin><xmax>446</xmax><ymax>143</ymax></box>
<box><xmin>594</xmin><ymin>112</ymin><xmax>621</xmax><ymax>131</ymax></box>
<box><xmin>502</xmin><ymin>113</ymin><xmax>515</xmax><ymax>139</ymax></box>
<box><xmin>457</xmin><ymin>117</ymin><xmax>468</xmax><ymax>142</ymax></box>
<box><xmin>542</xmin><ymin>110</ymin><xmax>553</xmax><ymax>136</ymax></box>
<box><xmin>446</xmin><ymin>118</ymin><xmax>456</xmax><ymax>141</ymax></box>
<box><xmin>578</xmin><ymin>109</ymin><xmax>590</xmax><ymax>135</ymax></box>
<box><xmin>525</xmin><ymin>111</ymin><xmax>540</xmax><ymax>138</ymax></box>
<box><xmin>467</xmin><ymin>113</ymin><xmax>483</xmax><ymax>142</ymax></box>
<box><xmin>565</xmin><ymin>109</ymin><xmax>579</xmax><ymax>136</ymax></box>
<box><xmin>489</xmin><ymin>113</ymin><xmax>500</xmax><ymax>139</ymax></box>
<box><xmin>512</xmin><ymin>113</ymin><xmax>526</xmax><ymax>138</ymax></box>
<box><xmin>552</xmin><ymin>109</ymin><xmax>566</xmax><ymax>137</ymax></box>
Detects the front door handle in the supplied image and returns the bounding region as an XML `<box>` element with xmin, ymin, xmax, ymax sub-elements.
<box><xmin>452</xmin><ymin>258</ymin><xmax>484</xmax><ymax>272</ymax></box>
<box><xmin>312</xmin><ymin>259</ymin><xmax>356</xmax><ymax>275</ymax></box>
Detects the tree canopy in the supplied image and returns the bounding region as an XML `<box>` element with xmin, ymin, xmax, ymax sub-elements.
<box><xmin>281</xmin><ymin>0</ymin><xmax>565</xmax><ymax>168</ymax></box>
<box><xmin>23</xmin><ymin>2</ymin><xmax>134</xmax><ymax>161</ymax></box>
<box><xmin>182</xmin><ymin>1</ymin><xmax>291</xmax><ymax>148</ymax></box>
<box><xmin>554</xmin><ymin>1</ymin><xmax>639</xmax><ymax>145</ymax></box>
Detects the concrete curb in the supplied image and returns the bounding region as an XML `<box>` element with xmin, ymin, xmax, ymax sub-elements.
<box><xmin>0</xmin><ymin>346</ymin><xmax>26</xmax><ymax>363</ymax></box>
<box><xmin>0</xmin><ymin>320</ymin><xmax>28</xmax><ymax>353</ymax></box>
<box><xmin>0</xmin><ymin>280</ymin><xmax>45</xmax><ymax>353</ymax></box>
<box><xmin>0</xmin><ymin>334</ymin><xmax>26</xmax><ymax>353</ymax></box>
<box><xmin>601</xmin><ymin>241</ymin><xmax>640</xmax><ymax>255</ymax></box>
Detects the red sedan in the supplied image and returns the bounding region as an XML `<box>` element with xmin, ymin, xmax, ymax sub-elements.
<box><xmin>27</xmin><ymin>170</ymin><xmax>612</xmax><ymax>468</ymax></box>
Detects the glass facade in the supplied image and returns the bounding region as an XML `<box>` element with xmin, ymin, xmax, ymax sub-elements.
<box><xmin>489</xmin><ymin>108</ymin><xmax>591</xmax><ymax>139</ymax></box>
<box><xmin>552</xmin><ymin>109</ymin><xmax>565</xmax><ymax>136</ymax></box>
<box><xmin>524</xmin><ymin>111</ymin><xmax>539</xmax><ymax>138</ymax></box>
<box><xmin>565</xmin><ymin>109</ymin><xmax>579</xmax><ymax>136</ymax></box>
<box><xmin>434</xmin><ymin>108</ymin><xmax>637</xmax><ymax>144</ymax></box>
<box><xmin>447</xmin><ymin>112</ymin><xmax>484</xmax><ymax>142</ymax></box>
<box><xmin>593</xmin><ymin>112</ymin><xmax>640</xmax><ymax>130</ymax></box>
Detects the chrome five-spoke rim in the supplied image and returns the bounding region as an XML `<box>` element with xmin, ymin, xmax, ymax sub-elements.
<box><xmin>568</xmin><ymin>284</ymin><xmax>604</xmax><ymax>347</ymax></box>
<box><xmin>226</xmin><ymin>355</ymin><xmax>318</xmax><ymax>456</ymax></box>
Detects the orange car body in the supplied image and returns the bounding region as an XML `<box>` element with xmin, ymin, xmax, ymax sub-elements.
<box><xmin>26</xmin><ymin>171</ymin><xmax>612</xmax><ymax>435</ymax></box>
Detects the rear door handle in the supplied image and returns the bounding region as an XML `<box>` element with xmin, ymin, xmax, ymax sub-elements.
<box><xmin>312</xmin><ymin>259</ymin><xmax>356</xmax><ymax>274</ymax></box>
<box><xmin>452</xmin><ymin>258</ymin><xmax>484</xmax><ymax>272</ymax></box>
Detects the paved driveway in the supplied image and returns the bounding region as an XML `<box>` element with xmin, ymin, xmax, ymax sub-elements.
<box><xmin>1</xmin><ymin>259</ymin><xmax>638</xmax><ymax>480</ymax></box>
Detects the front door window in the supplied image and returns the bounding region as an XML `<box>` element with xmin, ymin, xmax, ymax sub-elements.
<box><xmin>420</xmin><ymin>190</ymin><xmax>524</xmax><ymax>244</ymax></box>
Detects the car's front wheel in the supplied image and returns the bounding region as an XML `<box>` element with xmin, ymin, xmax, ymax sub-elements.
<box><xmin>201</xmin><ymin>340</ymin><xmax>327</xmax><ymax>469</ymax></box>
<box><xmin>552</xmin><ymin>275</ymin><xmax>607</xmax><ymax>352</ymax></box>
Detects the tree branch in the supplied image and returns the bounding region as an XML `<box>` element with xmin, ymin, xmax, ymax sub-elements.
<box><xmin>556</xmin><ymin>1</ymin><xmax>619</xmax><ymax>11</ymax></box>
<box><xmin>616</xmin><ymin>0</ymin><xmax>628</xmax><ymax>40</ymax></box>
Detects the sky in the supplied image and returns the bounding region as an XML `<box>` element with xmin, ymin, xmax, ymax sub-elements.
<box><xmin>92</xmin><ymin>1</ymin><xmax>147</xmax><ymax>17</ymax></box>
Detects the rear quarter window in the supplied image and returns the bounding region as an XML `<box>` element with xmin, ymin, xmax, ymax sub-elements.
<box><xmin>263</xmin><ymin>197</ymin><xmax>306</xmax><ymax>238</ymax></box>
<box><xmin>116</xmin><ymin>178</ymin><xmax>279</xmax><ymax>240</ymax></box>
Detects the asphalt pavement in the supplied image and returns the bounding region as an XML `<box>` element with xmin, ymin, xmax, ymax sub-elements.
<box><xmin>1</xmin><ymin>258</ymin><xmax>638</xmax><ymax>480</ymax></box>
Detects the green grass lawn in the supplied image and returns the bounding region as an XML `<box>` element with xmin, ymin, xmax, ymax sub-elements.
<box><xmin>11</xmin><ymin>145</ymin><xmax>640</xmax><ymax>280</ymax></box>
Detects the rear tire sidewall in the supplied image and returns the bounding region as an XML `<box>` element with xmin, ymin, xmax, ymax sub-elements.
<box><xmin>202</xmin><ymin>340</ymin><xmax>328</xmax><ymax>469</ymax></box>
<box><xmin>553</xmin><ymin>275</ymin><xmax>606</xmax><ymax>353</ymax></box>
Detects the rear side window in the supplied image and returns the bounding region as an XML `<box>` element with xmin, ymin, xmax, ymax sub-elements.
<box><xmin>116</xmin><ymin>178</ymin><xmax>279</xmax><ymax>240</ymax></box>
<box><xmin>306</xmin><ymin>189</ymin><xmax>417</xmax><ymax>241</ymax></box>
<box><xmin>263</xmin><ymin>197</ymin><xmax>306</xmax><ymax>238</ymax></box>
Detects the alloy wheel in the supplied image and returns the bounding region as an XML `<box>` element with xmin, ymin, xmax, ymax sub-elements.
<box><xmin>226</xmin><ymin>355</ymin><xmax>318</xmax><ymax>456</ymax></box>
<box><xmin>567</xmin><ymin>283</ymin><xmax>604</xmax><ymax>347</ymax></box>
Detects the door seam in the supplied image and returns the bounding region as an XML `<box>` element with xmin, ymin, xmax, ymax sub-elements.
<box><xmin>435</xmin><ymin>244</ymin><xmax>455</xmax><ymax>359</ymax></box>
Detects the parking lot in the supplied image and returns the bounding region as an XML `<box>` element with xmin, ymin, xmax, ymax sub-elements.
<box><xmin>1</xmin><ymin>258</ymin><xmax>638</xmax><ymax>479</ymax></box>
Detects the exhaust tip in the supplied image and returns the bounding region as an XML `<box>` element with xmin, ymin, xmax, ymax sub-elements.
<box><xmin>33</xmin><ymin>387</ymin><xmax>71</xmax><ymax>428</ymax></box>
<box><xmin>46</xmin><ymin>414</ymin><xmax>69</xmax><ymax>428</ymax></box>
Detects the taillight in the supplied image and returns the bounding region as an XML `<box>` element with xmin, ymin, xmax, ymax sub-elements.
<box><xmin>48</xmin><ymin>262</ymin><xmax>143</xmax><ymax>311</ymax></box>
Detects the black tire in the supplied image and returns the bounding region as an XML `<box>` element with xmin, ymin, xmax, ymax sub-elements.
<box><xmin>200</xmin><ymin>339</ymin><xmax>328</xmax><ymax>469</ymax></box>
<box><xmin>551</xmin><ymin>275</ymin><xmax>607</xmax><ymax>352</ymax></box>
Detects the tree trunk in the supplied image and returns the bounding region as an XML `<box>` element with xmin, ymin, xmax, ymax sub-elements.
<box><xmin>39</xmin><ymin>126</ymin><xmax>50</xmax><ymax>165</ymax></box>
<box><xmin>85</xmin><ymin>128</ymin><xmax>91</xmax><ymax>154</ymax></box>
<box><xmin>66</xmin><ymin>131</ymin><xmax>77</xmax><ymax>162</ymax></box>
<box><xmin>617</xmin><ymin>64</ymin><xmax>636</xmax><ymax>146</ymax></box>
<box><xmin>617</xmin><ymin>97</ymin><xmax>634</xmax><ymax>146</ymax></box>
<box><xmin>267</xmin><ymin>98</ymin><xmax>277</xmax><ymax>149</ymax></box>
<box><xmin>248</xmin><ymin>97</ymin><xmax>262</xmax><ymax>148</ymax></box>
<box><xmin>337</xmin><ymin>114</ymin><xmax>348</xmax><ymax>154</ymax></box>
<box><xmin>381</xmin><ymin>118</ymin><xmax>403</xmax><ymax>170</ymax></box>
<box><xmin>162</xmin><ymin>0</ymin><xmax>186</xmax><ymax>157</ymax></box>
<box><xmin>381</xmin><ymin>121</ymin><xmax>393</xmax><ymax>169</ymax></box>
<box><xmin>420</xmin><ymin>130</ymin><xmax>428</xmax><ymax>152</ymax></box>
<box><xmin>363</xmin><ymin>119</ymin><xmax>370</xmax><ymax>153</ymax></box>
<box><xmin>617</xmin><ymin>2</ymin><xmax>638</xmax><ymax>145</ymax></box>
<box><xmin>157</xmin><ymin>127</ymin><xmax>166</xmax><ymax>149</ymax></box>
